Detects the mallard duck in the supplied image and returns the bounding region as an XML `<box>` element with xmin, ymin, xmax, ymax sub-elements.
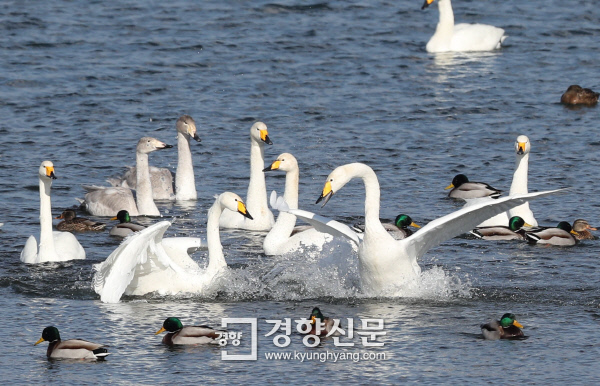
<box><xmin>55</xmin><ymin>210</ymin><xmax>106</xmax><ymax>232</ymax></box>
<box><xmin>560</xmin><ymin>85</ymin><xmax>599</xmax><ymax>106</ymax></box>
<box><xmin>353</xmin><ymin>214</ymin><xmax>421</xmax><ymax>240</ymax></box>
<box><xmin>307</xmin><ymin>307</ymin><xmax>335</xmax><ymax>336</ymax></box>
<box><xmin>155</xmin><ymin>317</ymin><xmax>222</xmax><ymax>345</ymax></box>
<box><xmin>472</xmin><ymin>216</ymin><xmax>530</xmax><ymax>240</ymax></box>
<box><xmin>109</xmin><ymin>210</ymin><xmax>146</xmax><ymax>237</ymax></box>
<box><xmin>572</xmin><ymin>219</ymin><xmax>597</xmax><ymax>240</ymax></box>
<box><xmin>481</xmin><ymin>313</ymin><xmax>524</xmax><ymax>340</ymax></box>
<box><xmin>445</xmin><ymin>174</ymin><xmax>502</xmax><ymax>199</ymax></box>
<box><xmin>34</xmin><ymin>326</ymin><xmax>109</xmax><ymax>360</ymax></box>
<box><xmin>525</xmin><ymin>221</ymin><xmax>578</xmax><ymax>246</ymax></box>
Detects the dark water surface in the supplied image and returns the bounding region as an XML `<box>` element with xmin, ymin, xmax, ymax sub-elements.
<box><xmin>1</xmin><ymin>0</ymin><xmax>599</xmax><ymax>383</ymax></box>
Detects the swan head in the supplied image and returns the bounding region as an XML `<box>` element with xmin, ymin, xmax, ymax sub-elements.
<box><xmin>395</xmin><ymin>214</ymin><xmax>420</xmax><ymax>230</ymax></box>
<box><xmin>515</xmin><ymin>135</ymin><xmax>530</xmax><ymax>156</ymax></box>
<box><xmin>445</xmin><ymin>174</ymin><xmax>469</xmax><ymax>190</ymax></box>
<box><xmin>35</xmin><ymin>326</ymin><xmax>61</xmax><ymax>345</ymax></box>
<box><xmin>111</xmin><ymin>210</ymin><xmax>131</xmax><ymax>223</ymax></box>
<box><xmin>39</xmin><ymin>160</ymin><xmax>57</xmax><ymax>180</ymax></box>
<box><xmin>263</xmin><ymin>152</ymin><xmax>298</xmax><ymax>173</ymax></box>
<box><xmin>499</xmin><ymin>313</ymin><xmax>523</xmax><ymax>329</ymax></box>
<box><xmin>155</xmin><ymin>317</ymin><xmax>183</xmax><ymax>334</ymax></box>
<box><xmin>250</xmin><ymin>122</ymin><xmax>273</xmax><ymax>145</ymax></box>
<box><xmin>176</xmin><ymin>115</ymin><xmax>201</xmax><ymax>142</ymax></box>
<box><xmin>316</xmin><ymin>164</ymin><xmax>358</xmax><ymax>207</ymax></box>
<box><xmin>220</xmin><ymin>192</ymin><xmax>253</xmax><ymax>220</ymax></box>
<box><xmin>55</xmin><ymin>210</ymin><xmax>77</xmax><ymax>221</ymax></box>
<box><xmin>136</xmin><ymin>137</ymin><xmax>173</xmax><ymax>155</ymax></box>
<box><xmin>421</xmin><ymin>0</ymin><xmax>435</xmax><ymax>10</ymax></box>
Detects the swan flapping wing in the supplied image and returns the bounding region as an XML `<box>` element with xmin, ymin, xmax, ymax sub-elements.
<box><xmin>401</xmin><ymin>189</ymin><xmax>564</xmax><ymax>260</ymax></box>
<box><xmin>92</xmin><ymin>221</ymin><xmax>178</xmax><ymax>303</ymax></box>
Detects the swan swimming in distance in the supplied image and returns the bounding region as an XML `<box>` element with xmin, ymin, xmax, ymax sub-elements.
<box><xmin>262</xmin><ymin>153</ymin><xmax>333</xmax><ymax>255</ymax></box>
<box><xmin>21</xmin><ymin>161</ymin><xmax>86</xmax><ymax>264</ymax></box>
<box><xmin>421</xmin><ymin>0</ymin><xmax>506</xmax><ymax>53</ymax></box>
<box><xmin>93</xmin><ymin>192</ymin><xmax>252</xmax><ymax>303</ymax></box>
<box><xmin>276</xmin><ymin>163</ymin><xmax>560</xmax><ymax>294</ymax></box>
<box><xmin>109</xmin><ymin>115</ymin><xmax>201</xmax><ymax>201</ymax></box>
<box><xmin>219</xmin><ymin>122</ymin><xmax>275</xmax><ymax>231</ymax></box>
<box><xmin>81</xmin><ymin>137</ymin><xmax>172</xmax><ymax>217</ymax></box>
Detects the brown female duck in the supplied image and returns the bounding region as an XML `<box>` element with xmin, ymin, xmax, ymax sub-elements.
<box><xmin>55</xmin><ymin>210</ymin><xmax>106</xmax><ymax>231</ymax></box>
<box><xmin>560</xmin><ymin>85</ymin><xmax>599</xmax><ymax>106</ymax></box>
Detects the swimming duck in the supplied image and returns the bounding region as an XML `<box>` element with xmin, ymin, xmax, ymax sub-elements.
<box><xmin>155</xmin><ymin>317</ymin><xmax>222</xmax><ymax>345</ymax></box>
<box><xmin>560</xmin><ymin>85</ymin><xmax>599</xmax><ymax>106</ymax></box>
<box><xmin>525</xmin><ymin>221</ymin><xmax>578</xmax><ymax>246</ymax></box>
<box><xmin>472</xmin><ymin>216</ymin><xmax>530</xmax><ymax>240</ymax></box>
<box><xmin>481</xmin><ymin>313</ymin><xmax>524</xmax><ymax>340</ymax></box>
<box><xmin>55</xmin><ymin>210</ymin><xmax>106</xmax><ymax>232</ymax></box>
<box><xmin>421</xmin><ymin>0</ymin><xmax>506</xmax><ymax>53</ymax></box>
<box><xmin>353</xmin><ymin>214</ymin><xmax>421</xmax><ymax>240</ymax></box>
<box><xmin>109</xmin><ymin>210</ymin><xmax>146</xmax><ymax>237</ymax></box>
<box><xmin>445</xmin><ymin>174</ymin><xmax>502</xmax><ymax>199</ymax></box>
<box><xmin>307</xmin><ymin>307</ymin><xmax>335</xmax><ymax>336</ymax></box>
<box><xmin>572</xmin><ymin>219</ymin><xmax>597</xmax><ymax>240</ymax></box>
<box><xmin>34</xmin><ymin>326</ymin><xmax>109</xmax><ymax>360</ymax></box>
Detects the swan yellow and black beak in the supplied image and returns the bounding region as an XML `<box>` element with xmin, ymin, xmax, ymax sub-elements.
<box><xmin>155</xmin><ymin>327</ymin><xmax>166</xmax><ymax>335</ymax></box>
<box><xmin>421</xmin><ymin>0</ymin><xmax>434</xmax><ymax>10</ymax></box>
<box><xmin>260</xmin><ymin>129</ymin><xmax>273</xmax><ymax>145</ymax></box>
<box><xmin>159</xmin><ymin>143</ymin><xmax>174</xmax><ymax>150</ymax></box>
<box><xmin>188</xmin><ymin>126</ymin><xmax>201</xmax><ymax>142</ymax></box>
<box><xmin>45</xmin><ymin>166</ymin><xmax>57</xmax><ymax>180</ymax></box>
<box><xmin>34</xmin><ymin>337</ymin><xmax>45</xmax><ymax>346</ymax></box>
<box><xmin>263</xmin><ymin>159</ymin><xmax>281</xmax><ymax>172</ymax></box>
<box><xmin>512</xmin><ymin>320</ymin><xmax>524</xmax><ymax>329</ymax></box>
<box><xmin>516</xmin><ymin>141</ymin><xmax>527</xmax><ymax>155</ymax></box>
<box><xmin>237</xmin><ymin>200</ymin><xmax>253</xmax><ymax>220</ymax></box>
<box><xmin>316</xmin><ymin>181</ymin><xmax>334</xmax><ymax>207</ymax></box>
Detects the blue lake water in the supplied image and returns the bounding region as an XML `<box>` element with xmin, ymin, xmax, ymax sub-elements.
<box><xmin>1</xmin><ymin>0</ymin><xmax>599</xmax><ymax>383</ymax></box>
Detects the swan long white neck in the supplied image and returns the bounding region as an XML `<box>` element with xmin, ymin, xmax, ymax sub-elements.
<box><xmin>427</xmin><ymin>0</ymin><xmax>455</xmax><ymax>51</ymax></box>
<box><xmin>38</xmin><ymin>175</ymin><xmax>57</xmax><ymax>261</ymax></box>
<box><xmin>348</xmin><ymin>164</ymin><xmax>387</xmax><ymax>236</ymax></box>
<box><xmin>175</xmin><ymin>132</ymin><xmax>197</xmax><ymax>201</ymax></box>
<box><xmin>264</xmin><ymin>166</ymin><xmax>300</xmax><ymax>250</ymax></box>
<box><xmin>246</xmin><ymin>140</ymin><xmax>268</xmax><ymax>211</ymax></box>
<box><xmin>206</xmin><ymin>199</ymin><xmax>226</xmax><ymax>273</ymax></box>
<box><xmin>136</xmin><ymin>151</ymin><xmax>160</xmax><ymax>215</ymax></box>
<box><xmin>510</xmin><ymin>153</ymin><xmax>529</xmax><ymax>194</ymax></box>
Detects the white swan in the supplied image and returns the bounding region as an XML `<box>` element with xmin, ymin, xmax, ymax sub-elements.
<box><xmin>507</xmin><ymin>135</ymin><xmax>537</xmax><ymax>226</ymax></box>
<box><xmin>282</xmin><ymin>163</ymin><xmax>559</xmax><ymax>293</ymax></box>
<box><xmin>109</xmin><ymin>115</ymin><xmax>200</xmax><ymax>201</ymax></box>
<box><xmin>81</xmin><ymin>137</ymin><xmax>172</xmax><ymax>216</ymax></box>
<box><xmin>219</xmin><ymin>122</ymin><xmax>275</xmax><ymax>231</ymax></box>
<box><xmin>92</xmin><ymin>192</ymin><xmax>253</xmax><ymax>303</ymax></box>
<box><xmin>262</xmin><ymin>153</ymin><xmax>333</xmax><ymax>255</ymax></box>
<box><xmin>422</xmin><ymin>0</ymin><xmax>506</xmax><ymax>53</ymax></box>
<box><xmin>21</xmin><ymin>161</ymin><xmax>86</xmax><ymax>264</ymax></box>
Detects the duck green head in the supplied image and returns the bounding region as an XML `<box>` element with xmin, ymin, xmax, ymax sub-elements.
<box><xmin>500</xmin><ymin>313</ymin><xmax>523</xmax><ymax>329</ymax></box>
<box><xmin>35</xmin><ymin>326</ymin><xmax>61</xmax><ymax>345</ymax></box>
<box><xmin>155</xmin><ymin>317</ymin><xmax>183</xmax><ymax>335</ymax></box>
<box><xmin>112</xmin><ymin>210</ymin><xmax>131</xmax><ymax>223</ymax></box>
<box><xmin>445</xmin><ymin>174</ymin><xmax>468</xmax><ymax>190</ymax></box>
<box><xmin>508</xmin><ymin>216</ymin><xmax>529</xmax><ymax>231</ymax></box>
<box><xmin>557</xmin><ymin>221</ymin><xmax>578</xmax><ymax>235</ymax></box>
<box><xmin>310</xmin><ymin>307</ymin><xmax>325</xmax><ymax>324</ymax></box>
<box><xmin>394</xmin><ymin>214</ymin><xmax>421</xmax><ymax>230</ymax></box>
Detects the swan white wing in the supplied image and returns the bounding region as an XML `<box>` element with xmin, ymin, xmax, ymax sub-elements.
<box><xmin>161</xmin><ymin>236</ymin><xmax>207</xmax><ymax>269</ymax></box>
<box><xmin>401</xmin><ymin>190</ymin><xmax>563</xmax><ymax>260</ymax></box>
<box><xmin>451</xmin><ymin>23</ymin><xmax>506</xmax><ymax>51</ymax></box>
<box><xmin>92</xmin><ymin>221</ymin><xmax>179</xmax><ymax>303</ymax></box>
<box><xmin>82</xmin><ymin>185</ymin><xmax>138</xmax><ymax>216</ymax></box>
<box><xmin>53</xmin><ymin>231</ymin><xmax>86</xmax><ymax>260</ymax></box>
<box><xmin>285</xmin><ymin>208</ymin><xmax>362</xmax><ymax>247</ymax></box>
<box><xmin>462</xmin><ymin>197</ymin><xmax>510</xmax><ymax>227</ymax></box>
<box><xmin>20</xmin><ymin>235</ymin><xmax>38</xmax><ymax>264</ymax></box>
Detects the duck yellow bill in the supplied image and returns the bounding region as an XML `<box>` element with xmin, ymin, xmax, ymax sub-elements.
<box><xmin>110</xmin><ymin>216</ymin><xmax>118</xmax><ymax>220</ymax></box>
<box><xmin>444</xmin><ymin>183</ymin><xmax>454</xmax><ymax>190</ymax></box>
<box><xmin>316</xmin><ymin>181</ymin><xmax>333</xmax><ymax>207</ymax></box>
<box><xmin>55</xmin><ymin>214</ymin><xmax>64</xmax><ymax>219</ymax></box>
<box><xmin>238</xmin><ymin>201</ymin><xmax>254</xmax><ymax>220</ymax></box>
<box><xmin>155</xmin><ymin>327</ymin><xmax>166</xmax><ymax>335</ymax></box>
<box><xmin>513</xmin><ymin>320</ymin><xmax>524</xmax><ymax>329</ymax></box>
<box><xmin>311</xmin><ymin>315</ymin><xmax>316</xmax><ymax>324</ymax></box>
<box><xmin>570</xmin><ymin>230</ymin><xmax>579</xmax><ymax>235</ymax></box>
<box><xmin>34</xmin><ymin>337</ymin><xmax>45</xmax><ymax>345</ymax></box>
<box><xmin>524</xmin><ymin>222</ymin><xmax>533</xmax><ymax>227</ymax></box>
<box><xmin>411</xmin><ymin>222</ymin><xmax>421</xmax><ymax>229</ymax></box>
